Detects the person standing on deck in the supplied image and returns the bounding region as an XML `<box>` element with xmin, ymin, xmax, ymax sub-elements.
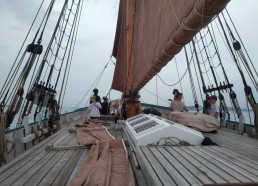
<box><xmin>101</xmin><ymin>96</ymin><xmax>110</xmax><ymax>115</ymax></box>
<box><xmin>89</xmin><ymin>96</ymin><xmax>102</xmax><ymax>119</ymax></box>
<box><xmin>90</xmin><ymin>88</ymin><xmax>101</xmax><ymax>104</ymax></box>
<box><xmin>209</xmin><ymin>95</ymin><xmax>220</xmax><ymax>121</ymax></box>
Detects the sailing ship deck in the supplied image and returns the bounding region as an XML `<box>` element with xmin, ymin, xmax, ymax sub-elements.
<box><xmin>1</xmin><ymin>121</ymin><xmax>258</xmax><ymax>186</ymax></box>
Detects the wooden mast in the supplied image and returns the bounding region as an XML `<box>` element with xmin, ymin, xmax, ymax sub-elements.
<box><xmin>124</xmin><ymin>0</ymin><xmax>140</xmax><ymax>118</ymax></box>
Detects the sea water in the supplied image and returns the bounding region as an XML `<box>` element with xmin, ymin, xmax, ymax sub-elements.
<box><xmin>8</xmin><ymin>107</ymin><xmax>255</xmax><ymax>130</ymax></box>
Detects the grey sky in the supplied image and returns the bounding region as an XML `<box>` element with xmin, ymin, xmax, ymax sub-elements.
<box><xmin>0</xmin><ymin>0</ymin><xmax>257</xmax><ymax>110</ymax></box>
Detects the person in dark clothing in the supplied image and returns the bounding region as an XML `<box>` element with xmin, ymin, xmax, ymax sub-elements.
<box><xmin>90</xmin><ymin>88</ymin><xmax>101</xmax><ymax>104</ymax></box>
<box><xmin>101</xmin><ymin>96</ymin><xmax>110</xmax><ymax>115</ymax></box>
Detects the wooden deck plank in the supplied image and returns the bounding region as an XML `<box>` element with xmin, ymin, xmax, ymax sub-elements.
<box><xmin>128</xmin><ymin>151</ymin><xmax>148</xmax><ymax>186</ymax></box>
<box><xmin>182</xmin><ymin>146</ymin><xmax>251</xmax><ymax>182</ymax></box>
<box><xmin>37</xmin><ymin>150</ymin><xmax>75</xmax><ymax>186</ymax></box>
<box><xmin>199</xmin><ymin>147</ymin><xmax>258</xmax><ymax>181</ymax></box>
<box><xmin>1</xmin><ymin>151</ymin><xmax>58</xmax><ymax>185</ymax></box>
<box><xmin>23</xmin><ymin>136</ymin><xmax>78</xmax><ymax>186</ymax></box>
<box><xmin>52</xmin><ymin>149</ymin><xmax>84</xmax><ymax>186</ymax></box>
<box><xmin>140</xmin><ymin>147</ymin><xmax>177</xmax><ymax>186</ymax></box>
<box><xmin>204</xmin><ymin>132</ymin><xmax>258</xmax><ymax>161</ymax></box>
<box><xmin>0</xmin><ymin>132</ymin><xmax>74</xmax><ymax>185</ymax></box>
<box><xmin>157</xmin><ymin>147</ymin><xmax>208</xmax><ymax>186</ymax></box>
<box><xmin>219</xmin><ymin>129</ymin><xmax>258</xmax><ymax>146</ymax></box>
<box><xmin>169</xmin><ymin>147</ymin><xmax>226</xmax><ymax>184</ymax></box>
<box><xmin>0</xmin><ymin>129</ymin><xmax>68</xmax><ymax>183</ymax></box>
<box><xmin>22</xmin><ymin>150</ymin><xmax>67</xmax><ymax>186</ymax></box>
<box><xmin>208</xmin><ymin>145</ymin><xmax>258</xmax><ymax>168</ymax></box>
<box><xmin>136</xmin><ymin>147</ymin><xmax>163</xmax><ymax>186</ymax></box>
<box><xmin>206</xmin><ymin>131</ymin><xmax>258</xmax><ymax>150</ymax></box>
<box><xmin>0</xmin><ymin>127</ymin><xmax>66</xmax><ymax>180</ymax></box>
<box><xmin>204</xmin><ymin>129</ymin><xmax>258</xmax><ymax>161</ymax></box>
<box><xmin>149</xmin><ymin>147</ymin><xmax>191</xmax><ymax>186</ymax></box>
<box><xmin>165</xmin><ymin>147</ymin><xmax>216</xmax><ymax>184</ymax></box>
<box><xmin>66</xmin><ymin>148</ymin><xmax>90</xmax><ymax>185</ymax></box>
<box><xmin>29</xmin><ymin>135</ymin><xmax>77</xmax><ymax>186</ymax></box>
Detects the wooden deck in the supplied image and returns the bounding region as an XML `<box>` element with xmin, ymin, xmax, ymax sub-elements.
<box><xmin>204</xmin><ymin>128</ymin><xmax>258</xmax><ymax>161</ymax></box>
<box><xmin>136</xmin><ymin>145</ymin><xmax>258</xmax><ymax>186</ymax></box>
<box><xmin>1</xmin><ymin>123</ymin><xmax>258</xmax><ymax>186</ymax></box>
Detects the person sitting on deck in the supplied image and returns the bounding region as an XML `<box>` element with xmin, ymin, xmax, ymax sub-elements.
<box><xmin>170</xmin><ymin>92</ymin><xmax>187</xmax><ymax>112</ymax></box>
<box><xmin>168</xmin><ymin>88</ymin><xmax>179</xmax><ymax>102</ymax></box>
<box><xmin>101</xmin><ymin>96</ymin><xmax>110</xmax><ymax>115</ymax></box>
<box><xmin>89</xmin><ymin>95</ymin><xmax>102</xmax><ymax>119</ymax></box>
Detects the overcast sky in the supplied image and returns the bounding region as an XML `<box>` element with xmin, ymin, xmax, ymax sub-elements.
<box><xmin>0</xmin><ymin>0</ymin><xmax>257</xmax><ymax>110</ymax></box>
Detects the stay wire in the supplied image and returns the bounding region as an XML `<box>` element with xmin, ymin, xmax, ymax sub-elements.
<box><xmin>60</xmin><ymin>0</ymin><xmax>84</xmax><ymax>111</ymax></box>
<box><xmin>33</xmin><ymin>0</ymin><xmax>69</xmax><ymax>87</ymax></box>
<box><xmin>0</xmin><ymin>0</ymin><xmax>45</xmax><ymax>99</ymax></box>
<box><xmin>195</xmin><ymin>34</ymin><xmax>212</xmax><ymax>85</ymax></box>
<box><xmin>225</xmin><ymin>9</ymin><xmax>258</xmax><ymax>78</ymax></box>
<box><xmin>201</xmin><ymin>30</ymin><xmax>221</xmax><ymax>83</ymax></box>
<box><xmin>190</xmin><ymin>40</ymin><xmax>205</xmax><ymax>102</ymax></box>
<box><xmin>175</xmin><ymin>58</ymin><xmax>183</xmax><ymax>93</ymax></box>
<box><xmin>199</xmin><ymin>31</ymin><xmax>221</xmax><ymax>91</ymax></box>
<box><xmin>184</xmin><ymin>45</ymin><xmax>198</xmax><ymax>104</ymax></box>
<box><xmin>58</xmin><ymin>1</ymin><xmax>81</xmax><ymax>105</ymax></box>
<box><xmin>157</xmin><ymin>46</ymin><xmax>194</xmax><ymax>87</ymax></box>
<box><xmin>142</xmin><ymin>88</ymin><xmax>170</xmax><ymax>104</ymax></box>
<box><xmin>217</xmin><ymin>15</ymin><xmax>248</xmax><ymax>87</ymax></box>
<box><xmin>75</xmin><ymin>57</ymin><xmax>112</xmax><ymax>109</ymax></box>
<box><xmin>222</xmin><ymin>12</ymin><xmax>258</xmax><ymax>90</ymax></box>
<box><xmin>210</xmin><ymin>23</ymin><xmax>231</xmax><ymax>85</ymax></box>
<box><xmin>53</xmin><ymin>1</ymin><xmax>78</xmax><ymax>91</ymax></box>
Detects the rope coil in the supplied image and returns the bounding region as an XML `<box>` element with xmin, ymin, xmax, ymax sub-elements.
<box><xmin>147</xmin><ymin>137</ymin><xmax>191</xmax><ymax>147</ymax></box>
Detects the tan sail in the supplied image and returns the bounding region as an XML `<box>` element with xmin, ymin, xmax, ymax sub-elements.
<box><xmin>112</xmin><ymin>0</ymin><xmax>230</xmax><ymax>93</ymax></box>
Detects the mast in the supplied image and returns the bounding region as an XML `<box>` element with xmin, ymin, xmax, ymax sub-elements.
<box><xmin>124</xmin><ymin>0</ymin><xmax>140</xmax><ymax>118</ymax></box>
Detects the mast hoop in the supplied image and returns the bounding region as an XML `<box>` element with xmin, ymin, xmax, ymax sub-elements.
<box><xmin>162</xmin><ymin>46</ymin><xmax>174</xmax><ymax>57</ymax></box>
<box><xmin>194</xmin><ymin>1</ymin><xmax>217</xmax><ymax>18</ymax></box>
<box><xmin>170</xmin><ymin>35</ymin><xmax>184</xmax><ymax>47</ymax></box>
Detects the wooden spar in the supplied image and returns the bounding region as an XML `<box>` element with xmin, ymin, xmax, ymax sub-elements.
<box><xmin>125</xmin><ymin>0</ymin><xmax>140</xmax><ymax>118</ymax></box>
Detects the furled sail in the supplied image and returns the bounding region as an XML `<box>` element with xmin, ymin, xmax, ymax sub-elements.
<box><xmin>111</xmin><ymin>0</ymin><xmax>230</xmax><ymax>93</ymax></box>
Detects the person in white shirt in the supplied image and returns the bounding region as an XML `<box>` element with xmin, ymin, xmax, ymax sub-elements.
<box><xmin>170</xmin><ymin>92</ymin><xmax>187</xmax><ymax>112</ymax></box>
<box><xmin>88</xmin><ymin>96</ymin><xmax>102</xmax><ymax>119</ymax></box>
<box><xmin>208</xmin><ymin>95</ymin><xmax>219</xmax><ymax>120</ymax></box>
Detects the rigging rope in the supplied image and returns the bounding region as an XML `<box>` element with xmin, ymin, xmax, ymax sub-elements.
<box><xmin>184</xmin><ymin>46</ymin><xmax>199</xmax><ymax>111</ymax></box>
<box><xmin>75</xmin><ymin>57</ymin><xmax>113</xmax><ymax>109</ymax></box>
<box><xmin>225</xmin><ymin>9</ymin><xmax>258</xmax><ymax>79</ymax></box>
<box><xmin>175</xmin><ymin>58</ymin><xmax>183</xmax><ymax>93</ymax></box>
<box><xmin>0</xmin><ymin>0</ymin><xmax>46</xmax><ymax>101</ymax></box>
<box><xmin>60</xmin><ymin>0</ymin><xmax>85</xmax><ymax>111</ymax></box>
<box><xmin>142</xmin><ymin>88</ymin><xmax>170</xmax><ymax>104</ymax></box>
<box><xmin>157</xmin><ymin>49</ymin><xmax>194</xmax><ymax>87</ymax></box>
<box><xmin>221</xmin><ymin>13</ymin><xmax>258</xmax><ymax>92</ymax></box>
<box><xmin>190</xmin><ymin>42</ymin><xmax>204</xmax><ymax>102</ymax></box>
<box><xmin>195</xmin><ymin>35</ymin><xmax>212</xmax><ymax>85</ymax></box>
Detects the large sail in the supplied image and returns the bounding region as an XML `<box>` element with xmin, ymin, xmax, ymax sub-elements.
<box><xmin>111</xmin><ymin>0</ymin><xmax>230</xmax><ymax>93</ymax></box>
